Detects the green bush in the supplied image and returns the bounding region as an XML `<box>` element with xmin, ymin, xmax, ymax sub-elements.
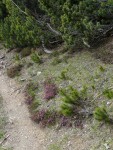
<box><xmin>60</xmin><ymin>86</ymin><xmax>87</xmax><ymax>116</ymax></box>
<box><xmin>39</xmin><ymin>0</ymin><xmax>113</xmax><ymax>48</ymax></box>
<box><xmin>1</xmin><ymin>0</ymin><xmax>113</xmax><ymax>49</ymax></box>
<box><xmin>94</xmin><ymin>106</ymin><xmax>110</xmax><ymax>123</ymax></box>
<box><xmin>103</xmin><ymin>89</ymin><xmax>113</xmax><ymax>99</ymax></box>
<box><xmin>0</xmin><ymin>0</ymin><xmax>42</xmax><ymax>48</ymax></box>
<box><xmin>31</xmin><ymin>52</ymin><xmax>42</xmax><ymax>64</ymax></box>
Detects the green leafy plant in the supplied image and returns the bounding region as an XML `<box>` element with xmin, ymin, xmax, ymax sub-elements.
<box><xmin>31</xmin><ymin>52</ymin><xmax>41</xmax><ymax>64</ymax></box>
<box><xmin>103</xmin><ymin>89</ymin><xmax>113</xmax><ymax>99</ymax></box>
<box><xmin>14</xmin><ymin>53</ymin><xmax>20</xmax><ymax>62</ymax></box>
<box><xmin>94</xmin><ymin>106</ymin><xmax>110</xmax><ymax>123</ymax></box>
<box><xmin>99</xmin><ymin>66</ymin><xmax>105</xmax><ymax>72</ymax></box>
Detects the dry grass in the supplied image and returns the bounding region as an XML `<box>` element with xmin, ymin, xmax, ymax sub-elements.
<box><xmin>7</xmin><ymin>64</ymin><xmax>22</xmax><ymax>78</ymax></box>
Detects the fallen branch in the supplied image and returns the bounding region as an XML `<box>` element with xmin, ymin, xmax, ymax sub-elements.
<box><xmin>10</xmin><ymin>0</ymin><xmax>27</xmax><ymax>15</ymax></box>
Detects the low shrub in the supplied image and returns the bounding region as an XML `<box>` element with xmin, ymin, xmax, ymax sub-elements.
<box><xmin>7</xmin><ymin>64</ymin><xmax>22</xmax><ymax>78</ymax></box>
<box><xmin>25</xmin><ymin>94</ymin><xmax>34</xmax><ymax>106</ymax></box>
<box><xmin>30</xmin><ymin>52</ymin><xmax>42</xmax><ymax>64</ymax></box>
<box><xmin>24</xmin><ymin>82</ymin><xmax>38</xmax><ymax>105</ymax></box>
<box><xmin>20</xmin><ymin>47</ymin><xmax>31</xmax><ymax>58</ymax></box>
<box><xmin>103</xmin><ymin>89</ymin><xmax>113</xmax><ymax>99</ymax></box>
<box><xmin>94</xmin><ymin>106</ymin><xmax>110</xmax><ymax>123</ymax></box>
<box><xmin>60</xmin><ymin>86</ymin><xmax>87</xmax><ymax>116</ymax></box>
<box><xmin>44</xmin><ymin>78</ymin><xmax>58</xmax><ymax>100</ymax></box>
<box><xmin>31</xmin><ymin>109</ymin><xmax>57</xmax><ymax>127</ymax></box>
<box><xmin>59</xmin><ymin>115</ymin><xmax>72</xmax><ymax>128</ymax></box>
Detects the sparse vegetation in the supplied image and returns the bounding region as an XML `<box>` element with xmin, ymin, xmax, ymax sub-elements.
<box><xmin>51</xmin><ymin>58</ymin><xmax>62</xmax><ymax>66</ymax></box>
<box><xmin>29</xmin><ymin>99</ymin><xmax>41</xmax><ymax>112</ymax></box>
<box><xmin>31</xmin><ymin>109</ymin><xmax>57</xmax><ymax>128</ymax></box>
<box><xmin>48</xmin><ymin>144</ymin><xmax>61</xmax><ymax>150</ymax></box>
<box><xmin>24</xmin><ymin>82</ymin><xmax>38</xmax><ymax>105</ymax></box>
<box><xmin>59</xmin><ymin>69</ymin><xmax>69</xmax><ymax>80</ymax></box>
<box><xmin>43</xmin><ymin>78</ymin><xmax>58</xmax><ymax>100</ymax></box>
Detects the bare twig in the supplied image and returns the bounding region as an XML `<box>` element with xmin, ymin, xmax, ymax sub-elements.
<box><xmin>10</xmin><ymin>0</ymin><xmax>27</xmax><ymax>15</ymax></box>
<box><xmin>0</xmin><ymin>135</ymin><xmax>10</xmax><ymax>145</ymax></box>
<box><xmin>49</xmin><ymin>40</ymin><xmax>60</xmax><ymax>44</ymax></box>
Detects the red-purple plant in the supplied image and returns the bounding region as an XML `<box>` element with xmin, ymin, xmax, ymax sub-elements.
<box><xmin>31</xmin><ymin>109</ymin><xmax>84</xmax><ymax>128</ymax></box>
<box><xmin>44</xmin><ymin>78</ymin><xmax>57</xmax><ymax>100</ymax></box>
<box><xmin>31</xmin><ymin>109</ymin><xmax>57</xmax><ymax>127</ymax></box>
<box><xmin>59</xmin><ymin>115</ymin><xmax>72</xmax><ymax>128</ymax></box>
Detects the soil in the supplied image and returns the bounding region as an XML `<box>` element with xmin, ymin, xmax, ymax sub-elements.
<box><xmin>0</xmin><ymin>74</ymin><xmax>46</xmax><ymax>150</ymax></box>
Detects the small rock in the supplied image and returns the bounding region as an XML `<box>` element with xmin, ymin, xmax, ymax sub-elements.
<box><xmin>103</xmin><ymin>143</ymin><xmax>110</xmax><ymax>149</ymax></box>
<box><xmin>68</xmin><ymin>141</ymin><xmax>71</xmax><ymax>146</ymax></box>
<box><xmin>50</xmin><ymin>140</ymin><xmax>53</xmax><ymax>143</ymax></box>
<box><xmin>107</xmin><ymin>102</ymin><xmax>111</xmax><ymax>105</ymax></box>
<box><xmin>18</xmin><ymin>102</ymin><xmax>22</xmax><ymax>106</ymax></box>
<box><xmin>20</xmin><ymin>78</ymin><xmax>26</xmax><ymax>81</ymax></box>
<box><xmin>37</xmin><ymin>71</ymin><xmax>41</xmax><ymax>76</ymax></box>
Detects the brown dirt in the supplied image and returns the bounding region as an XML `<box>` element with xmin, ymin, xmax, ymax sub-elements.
<box><xmin>0</xmin><ymin>74</ymin><xmax>46</xmax><ymax>150</ymax></box>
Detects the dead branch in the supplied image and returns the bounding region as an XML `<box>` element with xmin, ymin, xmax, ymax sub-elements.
<box><xmin>10</xmin><ymin>0</ymin><xmax>27</xmax><ymax>15</ymax></box>
<box><xmin>41</xmin><ymin>38</ymin><xmax>53</xmax><ymax>54</ymax></box>
<box><xmin>46</xmin><ymin>23</ymin><xmax>61</xmax><ymax>36</ymax></box>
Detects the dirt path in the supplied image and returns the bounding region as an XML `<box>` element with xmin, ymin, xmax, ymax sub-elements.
<box><xmin>0</xmin><ymin>74</ymin><xmax>45</xmax><ymax>150</ymax></box>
